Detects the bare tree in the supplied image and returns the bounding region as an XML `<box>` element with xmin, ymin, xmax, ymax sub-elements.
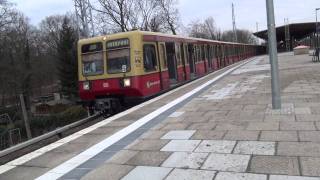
<box><xmin>188</xmin><ymin>20</ymin><xmax>209</xmax><ymax>39</ymax></box>
<box><xmin>73</xmin><ymin>0</ymin><xmax>96</xmax><ymax>37</ymax></box>
<box><xmin>137</xmin><ymin>0</ymin><xmax>159</xmax><ymax>31</ymax></box>
<box><xmin>204</xmin><ymin>17</ymin><xmax>217</xmax><ymax>40</ymax></box>
<box><xmin>95</xmin><ymin>0</ymin><xmax>137</xmax><ymax>32</ymax></box>
<box><xmin>222</xmin><ymin>29</ymin><xmax>258</xmax><ymax>44</ymax></box>
<box><xmin>149</xmin><ymin>14</ymin><xmax>166</xmax><ymax>32</ymax></box>
<box><xmin>188</xmin><ymin>16</ymin><xmax>219</xmax><ymax>40</ymax></box>
<box><xmin>39</xmin><ymin>15</ymin><xmax>65</xmax><ymax>55</ymax></box>
<box><xmin>158</xmin><ymin>0</ymin><xmax>179</xmax><ymax>35</ymax></box>
<box><xmin>0</xmin><ymin>0</ymin><xmax>15</xmax><ymax>29</ymax></box>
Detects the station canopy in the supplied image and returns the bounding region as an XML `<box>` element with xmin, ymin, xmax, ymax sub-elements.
<box><xmin>253</xmin><ymin>22</ymin><xmax>317</xmax><ymax>41</ymax></box>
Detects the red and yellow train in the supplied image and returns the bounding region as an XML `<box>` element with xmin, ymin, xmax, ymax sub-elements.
<box><xmin>78</xmin><ymin>31</ymin><xmax>265</xmax><ymax>114</ymax></box>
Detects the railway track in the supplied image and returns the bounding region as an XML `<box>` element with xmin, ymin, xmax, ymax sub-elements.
<box><xmin>0</xmin><ymin>113</ymin><xmax>106</xmax><ymax>164</ymax></box>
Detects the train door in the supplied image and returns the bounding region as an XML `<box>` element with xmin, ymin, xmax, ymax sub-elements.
<box><xmin>226</xmin><ymin>45</ymin><xmax>230</xmax><ymax>65</ymax></box>
<box><xmin>203</xmin><ymin>45</ymin><xmax>208</xmax><ymax>73</ymax></box>
<box><xmin>208</xmin><ymin>45</ymin><xmax>212</xmax><ymax>71</ymax></box>
<box><xmin>184</xmin><ymin>44</ymin><xmax>190</xmax><ymax>80</ymax></box>
<box><xmin>221</xmin><ymin>45</ymin><xmax>225</xmax><ymax>67</ymax></box>
<box><xmin>158</xmin><ymin>42</ymin><xmax>170</xmax><ymax>89</ymax></box>
<box><xmin>188</xmin><ymin>44</ymin><xmax>196</xmax><ymax>79</ymax></box>
<box><xmin>217</xmin><ymin>45</ymin><xmax>222</xmax><ymax>68</ymax></box>
<box><xmin>212</xmin><ymin>45</ymin><xmax>216</xmax><ymax>70</ymax></box>
<box><xmin>180</xmin><ymin>43</ymin><xmax>187</xmax><ymax>80</ymax></box>
<box><xmin>165</xmin><ymin>42</ymin><xmax>178</xmax><ymax>84</ymax></box>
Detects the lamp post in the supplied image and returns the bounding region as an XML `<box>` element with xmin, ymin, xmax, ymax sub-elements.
<box><xmin>316</xmin><ymin>8</ymin><xmax>320</xmax><ymax>49</ymax></box>
<box><xmin>266</xmin><ymin>0</ymin><xmax>281</xmax><ymax>109</ymax></box>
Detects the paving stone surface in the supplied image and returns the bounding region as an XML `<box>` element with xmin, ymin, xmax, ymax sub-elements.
<box><xmin>201</xmin><ymin>153</ymin><xmax>250</xmax><ymax>172</ymax></box>
<box><xmin>280</xmin><ymin>122</ymin><xmax>316</xmax><ymax>131</ymax></box>
<box><xmin>160</xmin><ymin>130</ymin><xmax>196</xmax><ymax>140</ymax></box>
<box><xmin>215</xmin><ymin>172</ymin><xmax>267</xmax><ymax>180</ymax></box>
<box><xmin>194</xmin><ymin>140</ymin><xmax>236</xmax><ymax>153</ymax></box>
<box><xmin>247</xmin><ymin>122</ymin><xmax>279</xmax><ymax>131</ymax></box>
<box><xmin>269</xmin><ymin>175</ymin><xmax>320</xmax><ymax>180</ymax></box>
<box><xmin>127</xmin><ymin>140</ymin><xmax>169</xmax><ymax>151</ymax></box>
<box><xmin>165</xmin><ymin>169</ymin><xmax>216</xmax><ymax>180</ymax></box>
<box><xmin>300</xmin><ymin>157</ymin><xmax>320</xmax><ymax>176</ymax></box>
<box><xmin>140</xmin><ymin>130</ymin><xmax>167</xmax><ymax>139</ymax></box>
<box><xmin>187</xmin><ymin>123</ymin><xmax>217</xmax><ymax>130</ymax></box>
<box><xmin>160</xmin><ymin>140</ymin><xmax>201</xmax><ymax>152</ymax></box>
<box><xmin>260</xmin><ymin>131</ymin><xmax>298</xmax><ymax>142</ymax></box>
<box><xmin>277</xmin><ymin>142</ymin><xmax>320</xmax><ymax>157</ymax></box>
<box><xmin>224</xmin><ymin>130</ymin><xmax>260</xmax><ymax>141</ymax></box>
<box><xmin>191</xmin><ymin>130</ymin><xmax>226</xmax><ymax>140</ymax></box>
<box><xmin>81</xmin><ymin>164</ymin><xmax>134</xmax><ymax>180</ymax></box>
<box><xmin>161</xmin><ymin>152</ymin><xmax>208</xmax><ymax>169</ymax></box>
<box><xmin>299</xmin><ymin>131</ymin><xmax>320</xmax><ymax>142</ymax></box>
<box><xmin>234</xmin><ymin>141</ymin><xmax>275</xmax><ymax>155</ymax></box>
<box><xmin>107</xmin><ymin>150</ymin><xmax>138</xmax><ymax>164</ymax></box>
<box><xmin>215</xmin><ymin>122</ymin><xmax>248</xmax><ymax>130</ymax></box>
<box><xmin>126</xmin><ymin>151</ymin><xmax>171</xmax><ymax>166</ymax></box>
<box><xmin>249</xmin><ymin>156</ymin><xmax>300</xmax><ymax>175</ymax></box>
<box><xmin>122</xmin><ymin>166</ymin><xmax>172</xmax><ymax>180</ymax></box>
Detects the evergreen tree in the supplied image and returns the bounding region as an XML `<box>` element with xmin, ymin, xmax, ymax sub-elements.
<box><xmin>57</xmin><ymin>16</ymin><xmax>79</xmax><ymax>99</ymax></box>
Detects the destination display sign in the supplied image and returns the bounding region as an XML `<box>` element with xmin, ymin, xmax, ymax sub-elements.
<box><xmin>107</xmin><ymin>39</ymin><xmax>130</xmax><ymax>49</ymax></box>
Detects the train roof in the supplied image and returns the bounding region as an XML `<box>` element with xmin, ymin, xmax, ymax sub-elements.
<box><xmin>78</xmin><ymin>30</ymin><xmax>260</xmax><ymax>47</ymax></box>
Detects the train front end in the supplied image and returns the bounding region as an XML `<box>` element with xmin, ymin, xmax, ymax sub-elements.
<box><xmin>78</xmin><ymin>32</ymin><xmax>143</xmax><ymax>115</ymax></box>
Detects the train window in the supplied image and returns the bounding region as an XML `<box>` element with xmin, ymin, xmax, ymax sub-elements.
<box><xmin>175</xmin><ymin>44</ymin><xmax>181</xmax><ymax>66</ymax></box>
<box><xmin>201</xmin><ymin>45</ymin><xmax>205</xmax><ymax>60</ymax></box>
<box><xmin>184</xmin><ymin>44</ymin><xmax>189</xmax><ymax>65</ymax></box>
<box><xmin>193</xmin><ymin>46</ymin><xmax>198</xmax><ymax>63</ymax></box>
<box><xmin>106</xmin><ymin>39</ymin><xmax>131</xmax><ymax>74</ymax></box>
<box><xmin>197</xmin><ymin>46</ymin><xmax>201</xmax><ymax>62</ymax></box>
<box><xmin>82</xmin><ymin>42</ymin><xmax>104</xmax><ymax>76</ymax></box>
<box><xmin>81</xmin><ymin>42</ymin><xmax>103</xmax><ymax>53</ymax></box>
<box><xmin>107</xmin><ymin>48</ymin><xmax>130</xmax><ymax>74</ymax></box>
<box><xmin>143</xmin><ymin>44</ymin><xmax>158</xmax><ymax>72</ymax></box>
<box><xmin>159</xmin><ymin>44</ymin><xmax>167</xmax><ymax>69</ymax></box>
<box><xmin>225</xmin><ymin>46</ymin><xmax>228</xmax><ymax>56</ymax></box>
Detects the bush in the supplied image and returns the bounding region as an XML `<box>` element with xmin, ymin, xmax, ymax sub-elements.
<box><xmin>29</xmin><ymin>105</ymin><xmax>87</xmax><ymax>135</ymax></box>
<box><xmin>58</xmin><ymin>105</ymin><xmax>87</xmax><ymax>124</ymax></box>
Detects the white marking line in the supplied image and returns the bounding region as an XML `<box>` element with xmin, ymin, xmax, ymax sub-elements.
<box><xmin>0</xmin><ymin>56</ymin><xmax>230</xmax><ymax>174</ymax></box>
<box><xmin>35</xmin><ymin>58</ymin><xmax>254</xmax><ymax>180</ymax></box>
<box><xmin>168</xmin><ymin>111</ymin><xmax>185</xmax><ymax>118</ymax></box>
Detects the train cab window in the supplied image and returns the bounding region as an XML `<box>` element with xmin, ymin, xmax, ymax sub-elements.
<box><xmin>143</xmin><ymin>44</ymin><xmax>158</xmax><ymax>72</ymax></box>
<box><xmin>81</xmin><ymin>42</ymin><xmax>104</xmax><ymax>76</ymax></box>
<box><xmin>106</xmin><ymin>39</ymin><xmax>130</xmax><ymax>74</ymax></box>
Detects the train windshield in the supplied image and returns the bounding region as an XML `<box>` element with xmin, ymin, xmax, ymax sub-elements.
<box><xmin>106</xmin><ymin>39</ymin><xmax>130</xmax><ymax>74</ymax></box>
<box><xmin>81</xmin><ymin>43</ymin><xmax>104</xmax><ymax>76</ymax></box>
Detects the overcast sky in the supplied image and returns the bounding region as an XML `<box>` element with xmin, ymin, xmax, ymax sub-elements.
<box><xmin>10</xmin><ymin>0</ymin><xmax>320</xmax><ymax>32</ymax></box>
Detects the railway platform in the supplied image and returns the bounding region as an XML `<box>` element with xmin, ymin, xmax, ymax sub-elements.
<box><xmin>2</xmin><ymin>52</ymin><xmax>320</xmax><ymax>180</ymax></box>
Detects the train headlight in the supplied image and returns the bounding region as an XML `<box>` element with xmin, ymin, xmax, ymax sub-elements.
<box><xmin>123</xmin><ymin>78</ymin><xmax>131</xmax><ymax>87</ymax></box>
<box><xmin>83</xmin><ymin>81</ymin><xmax>90</xmax><ymax>90</ymax></box>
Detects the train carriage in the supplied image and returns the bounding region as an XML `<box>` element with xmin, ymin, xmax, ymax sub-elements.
<box><xmin>78</xmin><ymin>31</ymin><xmax>265</xmax><ymax>114</ymax></box>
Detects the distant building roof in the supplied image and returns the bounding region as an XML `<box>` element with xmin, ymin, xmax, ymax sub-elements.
<box><xmin>253</xmin><ymin>22</ymin><xmax>317</xmax><ymax>41</ymax></box>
